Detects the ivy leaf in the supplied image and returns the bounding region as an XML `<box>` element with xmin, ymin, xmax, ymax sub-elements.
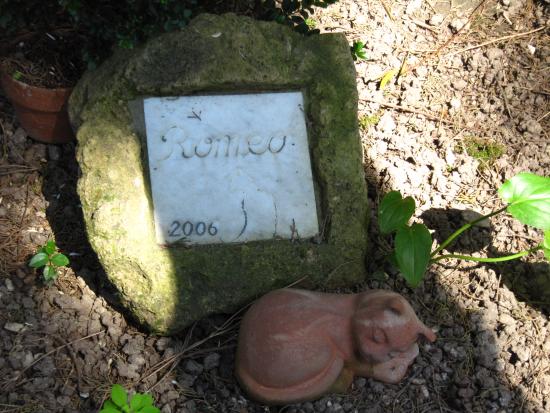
<box><xmin>130</xmin><ymin>393</ymin><xmax>153</xmax><ymax>410</ymax></box>
<box><xmin>44</xmin><ymin>240</ymin><xmax>56</xmax><ymax>255</ymax></box>
<box><xmin>51</xmin><ymin>253</ymin><xmax>69</xmax><ymax>267</ymax></box>
<box><xmin>29</xmin><ymin>252</ymin><xmax>49</xmax><ymax>268</ymax></box>
<box><xmin>498</xmin><ymin>173</ymin><xmax>550</xmax><ymax>230</ymax></box>
<box><xmin>111</xmin><ymin>384</ymin><xmax>128</xmax><ymax>408</ymax></box>
<box><xmin>99</xmin><ymin>408</ymin><xmax>120</xmax><ymax>413</ymax></box>
<box><xmin>379</xmin><ymin>191</ymin><xmax>415</xmax><ymax>234</ymax></box>
<box><xmin>543</xmin><ymin>230</ymin><xmax>550</xmax><ymax>261</ymax></box>
<box><xmin>395</xmin><ymin>224</ymin><xmax>432</xmax><ymax>288</ymax></box>
<box><xmin>102</xmin><ymin>401</ymin><xmax>119</xmax><ymax>410</ymax></box>
<box><xmin>43</xmin><ymin>265</ymin><xmax>58</xmax><ymax>282</ymax></box>
<box><xmin>100</xmin><ymin>400</ymin><xmax>121</xmax><ymax>413</ymax></box>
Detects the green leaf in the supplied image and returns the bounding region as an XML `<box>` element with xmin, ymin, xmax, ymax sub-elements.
<box><xmin>395</xmin><ymin>224</ymin><xmax>432</xmax><ymax>288</ymax></box>
<box><xmin>51</xmin><ymin>253</ymin><xmax>69</xmax><ymax>267</ymax></box>
<box><xmin>130</xmin><ymin>393</ymin><xmax>153</xmax><ymax>410</ymax></box>
<box><xmin>498</xmin><ymin>173</ymin><xmax>550</xmax><ymax>230</ymax></box>
<box><xmin>29</xmin><ymin>252</ymin><xmax>49</xmax><ymax>268</ymax></box>
<box><xmin>99</xmin><ymin>408</ymin><xmax>121</xmax><ymax>413</ymax></box>
<box><xmin>43</xmin><ymin>265</ymin><xmax>58</xmax><ymax>282</ymax></box>
<box><xmin>378</xmin><ymin>191</ymin><xmax>415</xmax><ymax>234</ymax></box>
<box><xmin>139</xmin><ymin>406</ymin><xmax>160</xmax><ymax>413</ymax></box>
<box><xmin>111</xmin><ymin>384</ymin><xmax>128</xmax><ymax>408</ymax></box>
<box><xmin>543</xmin><ymin>230</ymin><xmax>550</xmax><ymax>261</ymax></box>
<box><xmin>100</xmin><ymin>401</ymin><xmax>121</xmax><ymax>413</ymax></box>
<box><xmin>102</xmin><ymin>401</ymin><xmax>119</xmax><ymax>410</ymax></box>
<box><xmin>44</xmin><ymin>240</ymin><xmax>56</xmax><ymax>255</ymax></box>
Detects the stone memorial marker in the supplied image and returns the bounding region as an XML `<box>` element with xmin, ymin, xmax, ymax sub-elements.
<box><xmin>69</xmin><ymin>14</ymin><xmax>369</xmax><ymax>334</ymax></box>
<box><xmin>143</xmin><ymin>92</ymin><xmax>319</xmax><ymax>245</ymax></box>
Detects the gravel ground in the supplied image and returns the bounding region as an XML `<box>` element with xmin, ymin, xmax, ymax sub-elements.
<box><xmin>1</xmin><ymin>1</ymin><xmax>549</xmax><ymax>412</ymax></box>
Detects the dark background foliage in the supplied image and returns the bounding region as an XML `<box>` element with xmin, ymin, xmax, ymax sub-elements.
<box><xmin>0</xmin><ymin>0</ymin><xmax>338</xmax><ymax>70</ymax></box>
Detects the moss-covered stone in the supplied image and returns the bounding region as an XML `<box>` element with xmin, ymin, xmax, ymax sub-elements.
<box><xmin>69</xmin><ymin>13</ymin><xmax>368</xmax><ymax>334</ymax></box>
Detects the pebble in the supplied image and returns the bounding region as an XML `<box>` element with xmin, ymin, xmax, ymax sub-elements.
<box><xmin>5</xmin><ymin>278</ymin><xmax>14</xmax><ymax>292</ymax></box>
<box><xmin>485</xmin><ymin>47</ymin><xmax>504</xmax><ymax>62</ymax></box>
<box><xmin>449</xmin><ymin>18</ymin><xmax>469</xmax><ymax>33</ymax></box>
<box><xmin>183</xmin><ymin>359</ymin><xmax>204</xmax><ymax>375</ymax></box>
<box><xmin>203</xmin><ymin>353</ymin><xmax>220</xmax><ymax>370</ymax></box>
<box><xmin>428</xmin><ymin>14</ymin><xmax>445</xmax><ymax>26</ymax></box>
<box><xmin>514</xmin><ymin>347</ymin><xmax>531</xmax><ymax>363</ymax></box>
<box><xmin>449</xmin><ymin>97</ymin><xmax>461</xmax><ymax>110</ymax></box>
<box><xmin>48</xmin><ymin>145</ymin><xmax>62</xmax><ymax>161</ymax></box>
<box><xmin>414</xmin><ymin>66</ymin><xmax>428</xmax><ymax>78</ymax></box>
<box><xmin>377</xmin><ymin>112</ymin><xmax>396</xmax><ymax>133</ymax></box>
<box><xmin>12</xmin><ymin>127</ymin><xmax>28</xmax><ymax>146</ymax></box>
<box><xmin>4</xmin><ymin>322</ymin><xmax>25</xmax><ymax>333</ymax></box>
<box><xmin>452</xmin><ymin>79</ymin><xmax>468</xmax><ymax>91</ymax></box>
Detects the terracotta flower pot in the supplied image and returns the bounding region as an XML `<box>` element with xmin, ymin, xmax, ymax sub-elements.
<box><xmin>0</xmin><ymin>71</ymin><xmax>74</xmax><ymax>144</ymax></box>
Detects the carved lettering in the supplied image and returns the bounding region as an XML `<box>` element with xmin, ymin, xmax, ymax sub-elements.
<box><xmin>249</xmin><ymin>135</ymin><xmax>269</xmax><ymax>155</ymax></box>
<box><xmin>195</xmin><ymin>137</ymin><xmax>213</xmax><ymax>157</ymax></box>
<box><xmin>168</xmin><ymin>220</ymin><xmax>219</xmax><ymax>238</ymax></box>
<box><xmin>269</xmin><ymin>135</ymin><xmax>287</xmax><ymax>153</ymax></box>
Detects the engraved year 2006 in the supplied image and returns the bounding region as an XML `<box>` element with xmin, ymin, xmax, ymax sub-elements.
<box><xmin>168</xmin><ymin>220</ymin><xmax>218</xmax><ymax>238</ymax></box>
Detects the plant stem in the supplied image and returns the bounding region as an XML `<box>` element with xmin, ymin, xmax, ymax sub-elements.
<box><xmin>430</xmin><ymin>205</ymin><xmax>508</xmax><ymax>257</ymax></box>
<box><xmin>432</xmin><ymin>246</ymin><xmax>542</xmax><ymax>263</ymax></box>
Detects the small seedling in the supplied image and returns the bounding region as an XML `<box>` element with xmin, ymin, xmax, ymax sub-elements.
<box><xmin>379</xmin><ymin>172</ymin><xmax>550</xmax><ymax>287</ymax></box>
<box><xmin>28</xmin><ymin>240</ymin><xmax>69</xmax><ymax>282</ymax></box>
<box><xmin>100</xmin><ymin>384</ymin><xmax>160</xmax><ymax>413</ymax></box>
<box><xmin>359</xmin><ymin>112</ymin><xmax>383</xmax><ymax>130</ymax></box>
<box><xmin>305</xmin><ymin>18</ymin><xmax>317</xmax><ymax>29</ymax></box>
<box><xmin>12</xmin><ymin>70</ymin><xmax>23</xmax><ymax>81</ymax></box>
<box><xmin>351</xmin><ymin>41</ymin><xmax>367</xmax><ymax>60</ymax></box>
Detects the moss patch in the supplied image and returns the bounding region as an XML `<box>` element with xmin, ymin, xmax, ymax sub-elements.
<box><xmin>462</xmin><ymin>137</ymin><xmax>505</xmax><ymax>166</ymax></box>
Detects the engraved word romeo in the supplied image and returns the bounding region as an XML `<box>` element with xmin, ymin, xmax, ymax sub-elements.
<box><xmin>162</xmin><ymin>127</ymin><xmax>288</xmax><ymax>159</ymax></box>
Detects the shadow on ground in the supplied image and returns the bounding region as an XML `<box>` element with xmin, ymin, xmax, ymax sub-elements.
<box><xmin>421</xmin><ymin>208</ymin><xmax>550</xmax><ymax>315</ymax></box>
<box><xmin>41</xmin><ymin>142</ymin><xmax>138</xmax><ymax>326</ymax></box>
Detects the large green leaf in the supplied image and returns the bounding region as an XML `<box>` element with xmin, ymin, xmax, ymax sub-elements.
<box><xmin>498</xmin><ymin>173</ymin><xmax>550</xmax><ymax>230</ymax></box>
<box><xmin>51</xmin><ymin>253</ymin><xmax>69</xmax><ymax>267</ymax></box>
<box><xmin>111</xmin><ymin>384</ymin><xmax>128</xmax><ymax>408</ymax></box>
<box><xmin>29</xmin><ymin>252</ymin><xmax>48</xmax><ymax>268</ymax></box>
<box><xmin>543</xmin><ymin>231</ymin><xmax>550</xmax><ymax>262</ymax></box>
<box><xmin>395</xmin><ymin>224</ymin><xmax>432</xmax><ymax>288</ymax></box>
<box><xmin>378</xmin><ymin>191</ymin><xmax>415</xmax><ymax>234</ymax></box>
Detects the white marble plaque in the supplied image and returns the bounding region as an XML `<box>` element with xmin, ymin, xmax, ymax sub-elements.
<box><xmin>143</xmin><ymin>92</ymin><xmax>319</xmax><ymax>245</ymax></box>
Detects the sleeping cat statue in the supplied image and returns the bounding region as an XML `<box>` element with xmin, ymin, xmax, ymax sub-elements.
<box><xmin>235</xmin><ymin>288</ymin><xmax>436</xmax><ymax>405</ymax></box>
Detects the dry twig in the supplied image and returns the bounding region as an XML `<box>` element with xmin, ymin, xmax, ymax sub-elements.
<box><xmin>446</xmin><ymin>26</ymin><xmax>548</xmax><ymax>57</ymax></box>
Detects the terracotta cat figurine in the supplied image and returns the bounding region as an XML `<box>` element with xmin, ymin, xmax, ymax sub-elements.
<box><xmin>235</xmin><ymin>288</ymin><xmax>436</xmax><ymax>405</ymax></box>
